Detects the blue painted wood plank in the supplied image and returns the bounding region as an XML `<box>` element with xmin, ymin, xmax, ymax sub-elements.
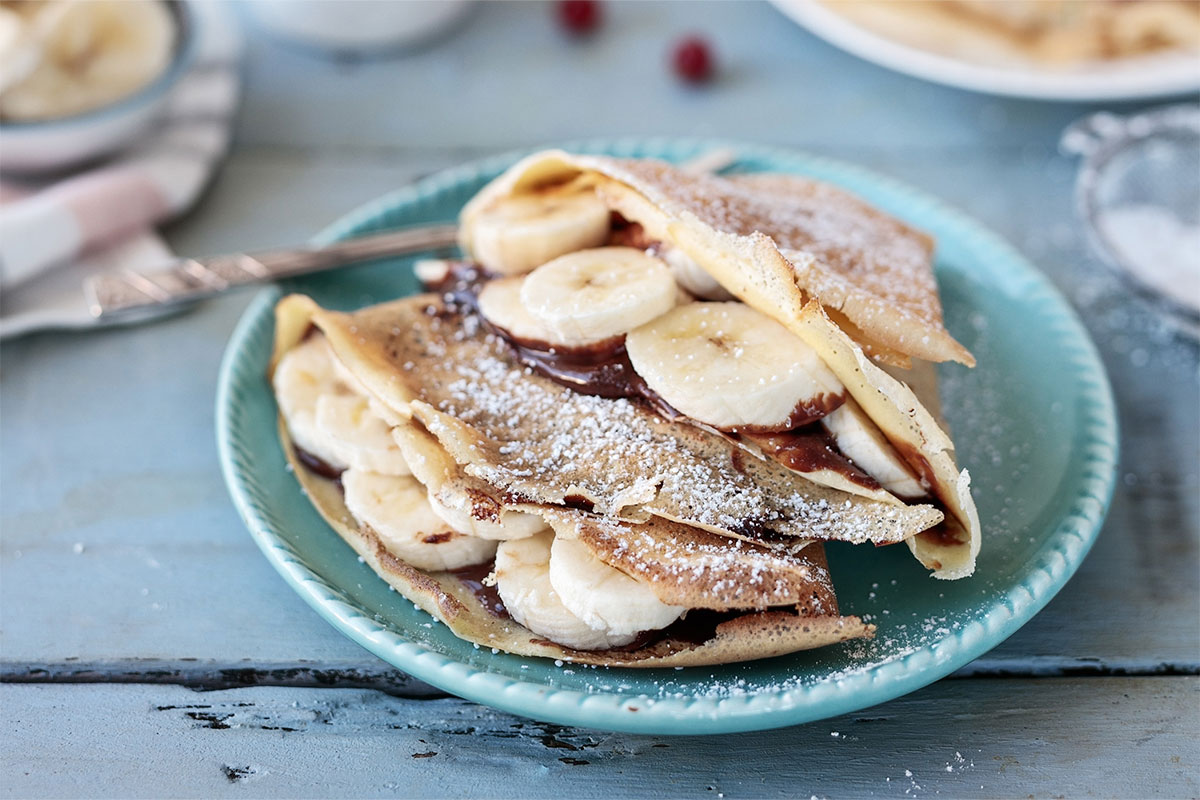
<box><xmin>3</xmin><ymin>679</ymin><xmax>1197</xmax><ymax>799</ymax></box>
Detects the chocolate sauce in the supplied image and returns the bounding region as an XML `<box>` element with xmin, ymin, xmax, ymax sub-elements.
<box><xmin>422</xmin><ymin>261</ymin><xmax>495</xmax><ymax>311</ymax></box>
<box><xmin>294</xmin><ymin>445</ymin><xmax>345</xmax><ymax>480</ymax></box>
<box><xmin>924</xmin><ymin>520</ymin><xmax>965</xmax><ymax>547</ymax></box>
<box><xmin>729</xmin><ymin>393</ymin><xmax>848</xmax><ymax>434</ymax></box>
<box><xmin>608</xmin><ymin>217</ymin><xmax>660</xmax><ymax>252</ymax></box>
<box><xmin>422</xmin><ymin>263</ymin><xmax>686</xmax><ymax>413</ymax></box>
<box><xmin>450</xmin><ymin>560</ymin><xmax>509</xmax><ymax>619</ymax></box>
<box><xmin>893</xmin><ymin>441</ymin><xmax>941</xmax><ymax>503</ymax></box>
<box><xmin>743</xmin><ymin>426</ymin><xmax>881</xmax><ymax>490</ymax></box>
<box><xmin>562</xmin><ymin>494</ymin><xmax>596</xmax><ymax>513</ymax></box>
<box><xmin>614</xmin><ymin>609</ymin><xmax>740</xmax><ymax>651</ymax></box>
<box><xmin>500</xmin><ymin>335</ymin><xmax>684</xmax><ymax>419</ymax></box>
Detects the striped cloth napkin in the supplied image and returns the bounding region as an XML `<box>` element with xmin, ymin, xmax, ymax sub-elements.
<box><xmin>0</xmin><ymin>2</ymin><xmax>241</xmax><ymax>337</ymax></box>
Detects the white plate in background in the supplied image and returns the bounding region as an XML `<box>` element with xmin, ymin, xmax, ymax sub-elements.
<box><xmin>772</xmin><ymin>0</ymin><xmax>1200</xmax><ymax>102</ymax></box>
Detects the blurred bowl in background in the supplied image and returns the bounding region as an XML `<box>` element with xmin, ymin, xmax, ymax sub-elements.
<box><xmin>248</xmin><ymin>0</ymin><xmax>473</xmax><ymax>56</ymax></box>
<box><xmin>0</xmin><ymin>0</ymin><xmax>196</xmax><ymax>175</ymax></box>
<box><xmin>1063</xmin><ymin>104</ymin><xmax>1200</xmax><ymax>339</ymax></box>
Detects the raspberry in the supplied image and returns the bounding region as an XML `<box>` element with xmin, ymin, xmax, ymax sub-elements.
<box><xmin>558</xmin><ymin>1</ymin><xmax>601</xmax><ymax>35</ymax></box>
<box><xmin>672</xmin><ymin>36</ymin><xmax>714</xmax><ymax>84</ymax></box>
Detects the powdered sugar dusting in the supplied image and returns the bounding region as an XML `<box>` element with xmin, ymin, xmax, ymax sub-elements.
<box><xmin>405</xmin><ymin>308</ymin><xmax>939</xmax><ymax>546</ymax></box>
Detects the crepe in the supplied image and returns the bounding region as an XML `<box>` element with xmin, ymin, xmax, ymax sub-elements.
<box><xmin>290</xmin><ymin>293</ymin><xmax>943</xmax><ymax>548</ymax></box>
<box><xmin>268</xmin><ymin>150</ymin><xmax>983</xmax><ymax>664</ymax></box>
<box><xmin>272</xmin><ymin>297</ymin><xmax>873</xmax><ymax>666</ymax></box>
<box><xmin>460</xmin><ymin>151</ymin><xmax>981</xmax><ymax>578</ymax></box>
<box><xmin>461</xmin><ymin>150</ymin><xmax>974</xmax><ymax>367</ymax></box>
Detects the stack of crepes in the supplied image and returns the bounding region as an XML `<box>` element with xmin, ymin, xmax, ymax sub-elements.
<box><xmin>270</xmin><ymin>151</ymin><xmax>981</xmax><ymax>667</ymax></box>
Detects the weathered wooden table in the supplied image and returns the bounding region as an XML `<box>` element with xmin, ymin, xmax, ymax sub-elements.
<box><xmin>3</xmin><ymin>3</ymin><xmax>1197</xmax><ymax>797</ymax></box>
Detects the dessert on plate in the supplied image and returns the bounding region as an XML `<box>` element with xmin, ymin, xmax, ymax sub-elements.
<box><xmin>819</xmin><ymin>0</ymin><xmax>1200</xmax><ymax>67</ymax></box>
<box><xmin>269</xmin><ymin>150</ymin><xmax>980</xmax><ymax>666</ymax></box>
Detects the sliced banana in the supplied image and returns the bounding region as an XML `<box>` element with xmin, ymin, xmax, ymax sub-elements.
<box><xmin>548</xmin><ymin>537</ymin><xmax>684</xmax><ymax>639</ymax></box>
<box><xmin>314</xmin><ymin>395</ymin><xmax>411</xmax><ymax>476</ymax></box>
<box><xmin>342</xmin><ymin>469</ymin><xmax>496</xmax><ymax>572</ymax></box>
<box><xmin>822</xmin><ymin>398</ymin><xmax>927</xmax><ymax>499</ymax></box>
<box><xmin>495</xmin><ymin>532</ymin><xmax>632</xmax><ymax>651</ymax></box>
<box><xmin>660</xmin><ymin>246</ymin><xmax>734</xmax><ymax>301</ymax></box>
<box><xmin>427</xmin><ymin>492</ymin><xmax>547</xmax><ymax>542</ymax></box>
<box><xmin>0</xmin><ymin>0</ymin><xmax>175</xmax><ymax>122</ymax></box>
<box><xmin>275</xmin><ymin>335</ymin><xmax>410</xmax><ymax>474</ymax></box>
<box><xmin>625</xmin><ymin>302</ymin><xmax>845</xmax><ymax>431</ymax></box>
<box><xmin>413</xmin><ymin>258</ymin><xmax>454</xmax><ymax>287</ymax></box>
<box><xmin>273</xmin><ymin>336</ymin><xmax>354</xmax><ymax>470</ymax></box>
<box><xmin>476</xmin><ymin>277</ymin><xmax>559</xmax><ymax>344</ymax></box>
<box><xmin>470</xmin><ymin>187</ymin><xmax>611</xmax><ymax>276</ymax></box>
<box><xmin>520</xmin><ymin>247</ymin><xmax>678</xmax><ymax>345</ymax></box>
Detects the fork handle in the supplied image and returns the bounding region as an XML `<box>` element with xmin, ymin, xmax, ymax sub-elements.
<box><xmin>84</xmin><ymin>223</ymin><xmax>460</xmax><ymax>319</ymax></box>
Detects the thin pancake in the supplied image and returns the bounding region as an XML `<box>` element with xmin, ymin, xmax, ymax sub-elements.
<box><xmin>544</xmin><ymin>509</ymin><xmax>839</xmax><ymax>613</ymax></box>
<box><xmin>459</xmin><ymin>150</ymin><xmax>973</xmax><ymax>366</ymax></box>
<box><xmin>281</xmin><ymin>422</ymin><xmax>872</xmax><ymax>666</ymax></box>
<box><xmin>272</xmin><ymin>296</ymin><xmax>874</xmax><ymax>666</ymax></box>
<box><xmin>292</xmin><ymin>293</ymin><xmax>944</xmax><ymax>548</ymax></box>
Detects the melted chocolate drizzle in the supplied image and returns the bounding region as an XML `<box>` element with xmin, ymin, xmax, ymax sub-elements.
<box><xmin>294</xmin><ymin>445</ymin><xmax>345</xmax><ymax>480</ymax></box>
<box><xmin>450</xmin><ymin>560</ymin><xmax>509</xmax><ymax>619</ymax></box>
<box><xmin>741</xmin><ymin>427</ymin><xmax>881</xmax><ymax>490</ymax></box>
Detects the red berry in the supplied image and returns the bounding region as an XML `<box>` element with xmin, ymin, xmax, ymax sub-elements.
<box><xmin>558</xmin><ymin>1</ymin><xmax>601</xmax><ymax>35</ymax></box>
<box><xmin>672</xmin><ymin>36</ymin><xmax>714</xmax><ymax>84</ymax></box>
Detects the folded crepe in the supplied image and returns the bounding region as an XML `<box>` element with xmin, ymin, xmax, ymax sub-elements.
<box><xmin>268</xmin><ymin>150</ymin><xmax>981</xmax><ymax>665</ymax></box>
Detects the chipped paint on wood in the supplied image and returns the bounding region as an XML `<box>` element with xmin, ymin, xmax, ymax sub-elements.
<box><xmin>2</xmin><ymin>681</ymin><xmax>1197</xmax><ymax>798</ymax></box>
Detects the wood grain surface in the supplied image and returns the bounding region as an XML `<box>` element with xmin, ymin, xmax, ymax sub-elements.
<box><xmin>4</xmin><ymin>680</ymin><xmax>1197</xmax><ymax>798</ymax></box>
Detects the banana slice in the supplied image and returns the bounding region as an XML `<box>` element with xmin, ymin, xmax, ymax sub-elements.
<box><xmin>495</xmin><ymin>532</ymin><xmax>632</xmax><ymax>651</ymax></box>
<box><xmin>548</xmin><ymin>537</ymin><xmax>685</xmax><ymax>639</ymax></box>
<box><xmin>314</xmin><ymin>395</ymin><xmax>411</xmax><ymax>476</ymax></box>
<box><xmin>660</xmin><ymin>246</ymin><xmax>734</xmax><ymax>301</ymax></box>
<box><xmin>273</xmin><ymin>336</ymin><xmax>354</xmax><ymax>470</ymax></box>
<box><xmin>0</xmin><ymin>0</ymin><xmax>175</xmax><ymax>122</ymax></box>
<box><xmin>413</xmin><ymin>259</ymin><xmax>454</xmax><ymax>287</ymax></box>
<box><xmin>625</xmin><ymin>302</ymin><xmax>845</xmax><ymax>431</ymax></box>
<box><xmin>519</xmin><ymin>247</ymin><xmax>678</xmax><ymax>345</ymax></box>
<box><xmin>275</xmin><ymin>335</ymin><xmax>410</xmax><ymax>474</ymax></box>
<box><xmin>427</xmin><ymin>492</ymin><xmax>546</xmax><ymax>541</ymax></box>
<box><xmin>342</xmin><ymin>469</ymin><xmax>496</xmax><ymax>573</ymax></box>
<box><xmin>476</xmin><ymin>276</ymin><xmax>560</xmax><ymax>344</ymax></box>
<box><xmin>0</xmin><ymin>5</ymin><xmax>36</xmax><ymax>93</ymax></box>
<box><xmin>821</xmin><ymin>398</ymin><xmax>927</xmax><ymax>499</ymax></box>
<box><xmin>470</xmin><ymin>187</ymin><xmax>611</xmax><ymax>276</ymax></box>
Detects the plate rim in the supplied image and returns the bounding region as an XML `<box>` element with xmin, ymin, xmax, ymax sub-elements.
<box><xmin>770</xmin><ymin>0</ymin><xmax>1200</xmax><ymax>102</ymax></box>
<box><xmin>216</xmin><ymin>138</ymin><xmax>1119</xmax><ymax>735</ymax></box>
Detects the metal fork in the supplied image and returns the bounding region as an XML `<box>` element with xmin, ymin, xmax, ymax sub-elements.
<box><xmin>84</xmin><ymin>224</ymin><xmax>459</xmax><ymax>320</ymax></box>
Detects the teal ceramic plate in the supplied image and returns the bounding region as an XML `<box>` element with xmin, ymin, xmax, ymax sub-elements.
<box><xmin>217</xmin><ymin>139</ymin><xmax>1117</xmax><ymax>735</ymax></box>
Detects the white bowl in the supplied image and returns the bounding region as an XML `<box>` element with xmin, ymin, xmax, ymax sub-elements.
<box><xmin>248</xmin><ymin>0</ymin><xmax>473</xmax><ymax>54</ymax></box>
<box><xmin>0</xmin><ymin>1</ymin><xmax>196</xmax><ymax>175</ymax></box>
